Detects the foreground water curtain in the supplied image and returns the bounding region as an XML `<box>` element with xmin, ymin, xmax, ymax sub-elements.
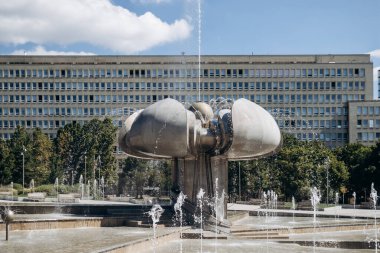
<box><xmin>119</xmin><ymin>97</ymin><xmax>281</xmax><ymax>220</ymax></box>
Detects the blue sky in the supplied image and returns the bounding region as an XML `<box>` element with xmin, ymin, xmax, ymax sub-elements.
<box><xmin>0</xmin><ymin>0</ymin><xmax>379</xmax><ymax>95</ymax></box>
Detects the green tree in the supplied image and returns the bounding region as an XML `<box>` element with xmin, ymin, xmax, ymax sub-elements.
<box><xmin>335</xmin><ymin>143</ymin><xmax>373</xmax><ymax>195</ymax></box>
<box><xmin>228</xmin><ymin>133</ymin><xmax>349</xmax><ymax>202</ymax></box>
<box><xmin>360</xmin><ymin>142</ymin><xmax>380</xmax><ymax>195</ymax></box>
<box><xmin>53</xmin><ymin>118</ymin><xmax>118</xmax><ymax>186</ymax></box>
<box><xmin>29</xmin><ymin>128</ymin><xmax>53</xmax><ymax>185</ymax></box>
<box><xmin>91</xmin><ymin>118</ymin><xmax>118</xmax><ymax>185</ymax></box>
<box><xmin>228</xmin><ymin>161</ymin><xmax>250</xmax><ymax>202</ymax></box>
<box><xmin>121</xmin><ymin>157</ymin><xmax>149</xmax><ymax>198</ymax></box>
<box><xmin>155</xmin><ymin>160</ymin><xmax>172</xmax><ymax>196</ymax></box>
<box><xmin>120</xmin><ymin>158</ymin><xmax>171</xmax><ymax>198</ymax></box>
<box><xmin>275</xmin><ymin>136</ymin><xmax>348</xmax><ymax>201</ymax></box>
<box><xmin>0</xmin><ymin>139</ymin><xmax>12</xmax><ymax>184</ymax></box>
<box><xmin>8</xmin><ymin>126</ymin><xmax>31</xmax><ymax>186</ymax></box>
<box><xmin>54</xmin><ymin>122</ymin><xmax>86</xmax><ymax>184</ymax></box>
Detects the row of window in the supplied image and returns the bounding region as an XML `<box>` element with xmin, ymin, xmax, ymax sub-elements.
<box><xmin>0</xmin><ymin>119</ymin><xmax>123</xmax><ymax>129</ymax></box>
<box><xmin>357</xmin><ymin>132</ymin><xmax>380</xmax><ymax>141</ymax></box>
<box><xmin>291</xmin><ymin>132</ymin><xmax>348</xmax><ymax>142</ymax></box>
<box><xmin>269</xmin><ymin>106</ymin><xmax>349</xmax><ymax>116</ymax></box>
<box><xmin>0</xmin><ymin>81</ymin><xmax>367</xmax><ymax>91</ymax></box>
<box><xmin>278</xmin><ymin>119</ymin><xmax>348</xmax><ymax>129</ymax></box>
<box><xmin>0</xmin><ymin>107</ymin><xmax>137</xmax><ymax>117</ymax></box>
<box><xmin>356</xmin><ymin>119</ymin><xmax>380</xmax><ymax>128</ymax></box>
<box><xmin>0</xmin><ymin>106</ymin><xmax>350</xmax><ymax>118</ymax></box>
<box><xmin>356</xmin><ymin>106</ymin><xmax>380</xmax><ymax>116</ymax></box>
<box><xmin>0</xmin><ymin>93</ymin><xmax>366</xmax><ymax>105</ymax></box>
<box><xmin>0</xmin><ymin>119</ymin><xmax>348</xmax><ymax>131</ymax></box>
<box><xmin>0</xmin><ymin>67</ymin><xmax>366</xmax><ymax>79</ymax></box>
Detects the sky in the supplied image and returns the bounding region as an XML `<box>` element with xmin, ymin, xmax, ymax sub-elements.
<box><xmin>0</xmin><ymin>0</ymin><xmax>379</xmax><ymax>96</ymax></box>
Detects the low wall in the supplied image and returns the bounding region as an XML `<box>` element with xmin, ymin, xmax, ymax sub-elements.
<box><xmin>2</xmin><ymin>203</ymin><xmax>171</xmax><ymax>215</ymax></box>
<box><xmin>0</xmin><ymin>217</ymin><xmax>127</xmax><ymax>231</ymax></box>
<box><xmin>280</xmin><ymin>223</ymin><xmax>378</xmax><ymax>234</ymax></box>
<box><xmin>0</xmin><ymin>195</ymin><xmax>18</xmax><ymax>201</ymax></box>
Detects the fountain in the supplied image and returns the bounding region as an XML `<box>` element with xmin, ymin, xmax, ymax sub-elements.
<box><xmin>291</xmin><ymin>196</ymin><xmax>296</xmax><ymax>223</ymax></box>
<box><xmin>273</xmin><ymin>190</ymin><xmax>278</xmax><ymax>217</ymax></box>
<box><xmin>335</xmin><ymin>192</ymin><xmax>340</xmax><ymax>221</ymax></box>
<box><xmin>118</xmin><ymin>96</ymin><xmax>281</xmax><ymax>222</ymax></box>
<box><xmin>262</xmin><ymin>189</ymin><xmax>278</xmax><ymax>219</ymax></box>
<box><xmin>101</xmin><ymin>176</ymin><xmax>105</xmax><ymax>200</ymax></box>
<box><xmin>93</xmin><ymin>179</ymin><xmax>97</xmax><ymax>199</ymax></box>
<box><xmin>54</xmin><ymin>178</ymin><xmax>59</xmax><ymax>201</ymax></box>
<box><xmin>310</xmin><ymin>187</ymin><xmax>321</xmax><ymax>253</ymax></box>
<box><xmin>370</xmin><ymin>183</ymin><xmax>378</xmax><ymax>253</ymax></box>
<box><xmin>197</xmin><ymin>0</ymin><xmax>202</xmax><ymax>101</ymax></box>
<box><xmin>174</xmin><ymin>192</ymin><xmax>186</xmax><ymax>253</ymax></box>
<box><xmin>2</xmin><ymin>1</ymin><xmax>377</xmax><ymax>252</ymax></box>
<box><xmin>196</xmin><ymin>188</ymin><xmax>205</xmax><ymax>253</ymax></box>
<box><xmin>79</xmin><ymin>174</ymin><xmax>84</xmax><ymax>199</ymax></box>
<box><xmin>87</xmin><ymin>180</ymin><xmax>90</xmax><ymax>199</ymax></box>
<box><xmin>117</xmin><ymin>0</ymin><xmax>280</xmax><ymax>225</ymax></box>
<box><xmin>310</xmin><ymin>187</ymin><xmax>321</xmax><ymax>224</ymax></box>
<box><xmin>262</xmin><ymin>191</ymin><xmax>269</xmax><ymax>222</ymax></box>
<box><xmin>148</xmin><ymin>204</ymin><xmax>164</xmax><ymax>253</ymax></box>
<box><xmin>352</xmin><ymin>191</ymin><xmax>356</xmax><ymax>219</ymax></box>
<box><xmin>29</xmin><ymin>179</ymin><xmax>35</xmax><ymax>193</ymax></box>
<box><xmin>213</xmin><ymin>178</ymin><xmax>219</xmax><ymax>253</ymax></box>
<box><xmin>10</xmin><ymin>182</ymin><xmax>13</xmax><ymax>201</ymax></box>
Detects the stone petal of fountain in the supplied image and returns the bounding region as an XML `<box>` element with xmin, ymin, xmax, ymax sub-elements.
<box><xmin>227</xmin><ymin>98</ymin><xmax>281</xmax><ymax>159</ymax></box>
<box><xmin>121</xmin><ymin>99</ymin><xmax>194</xmax><ymax>159</ymax></box>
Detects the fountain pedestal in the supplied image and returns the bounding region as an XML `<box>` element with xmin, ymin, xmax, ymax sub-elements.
<box><xmin>173</xmin><ymin>156</ymin><xmax>228</xmax><ymax>218</ymax></box>
<box><xmin>172</xmin><ymin>155</ymin><xmax>228</xmax><ymax>221</ymax></box>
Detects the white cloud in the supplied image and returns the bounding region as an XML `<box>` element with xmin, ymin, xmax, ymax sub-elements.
<box><xmin>373</xmin><ymin>66</ymin><xmax>380</xmax><ymax>77</ymax></box>
<box><xmin>368</xmin><ymin>49</ymin><xmax>380</xmax><ymax>58</ymax></box>
<box><xmin>367</xmin><ymin>49</ymin><xmax>380</xmax><ymax>99</ymax></box>
<box><xmin>132</xmin><ymin>0</ymin><xmax>171</xmax><ymax>4</ymax></box>
<box><xmin>0</xmin><ymin>0</ymin><xmax>191</xmax><ymax>53</ymax></box>
<box><xmin>11</xmin><ymin>46</ymin><xmax>95</xmax><ymax>56</ymax></box>
<box><xmin>373</xmin><ymin>66</ymin><xmax>380</xmax><ymax>99</ymax></box>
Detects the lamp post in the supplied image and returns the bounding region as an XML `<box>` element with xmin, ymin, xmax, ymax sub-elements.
<box><xmin>325</xmin><ymin>157</ymin><xmax>330</xmax><ymax>205</ymax></box>
<box><xmin>1</xmin><ymin>209</ymin><xmax>15</xmax><ymax>241</ymax></box>
<box><xmin>326</xmin><ymin>166</ymin><xmax>329</xmax><ymax>204</ymax></box>
<box><xmin>238</xmin><ymin>162</ymin><xmax>241</xmax><ymax>202</ymax></box>
<box><xmin>93</xmin><ymin>155</ymin><xmax>96</xmax><ymax>182</ymax></box>
<box><xmin>97</xmin><ymin>155</ymin><xmax>101</xmax><ymax>195</ymax></box>
<box><xmin>21</xmin><ymin>145</ymin><xmax>26</xmax><ymax>195</ymax></box>
<box><xmin>84</xmin><ymin>154</ymin><xmax>87</xmax><ymax>185</ymax></box>
<box><xmin>98</xmin><ymin>155</ymin><xmax>101</xmax><ymax>183</ymax></box>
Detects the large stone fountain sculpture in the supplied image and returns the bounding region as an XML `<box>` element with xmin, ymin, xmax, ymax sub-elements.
<box><xmin>118</xmin><ymin>98</ymin><xmax>281</xmax><ymax>218</ymax></box>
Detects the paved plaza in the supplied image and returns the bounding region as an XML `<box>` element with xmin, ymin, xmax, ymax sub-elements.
<box><xmin>0</xmin><ymin>201</ymin><xmax>379</xmax><ymax>252</ymax></box>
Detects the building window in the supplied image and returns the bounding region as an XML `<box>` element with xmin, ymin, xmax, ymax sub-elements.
<box><xmin>359</xmin><ymin>68</ymin><xmax>365</xmax><ymax>77</ymax></box>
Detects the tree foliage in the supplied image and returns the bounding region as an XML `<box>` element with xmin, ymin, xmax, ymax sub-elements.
<box><xmin>120</xmin><ymin>157</ymin><xmax>171</xmax><ymax>198</ymax></box>
<box><xmin>8</xmin><ymin>126</ymin><xmax>31</xmax><ymax>186</ymax></box>
<box><xmin>0</xmin><ymin>138</ymin><xmax>12</xmax><ymax>184</ymax></box>
<box><xmin>55</xmin><ymin>122</ymin><xmax>85</xmax><ymax>184</ymax></box>
<box><xmin>335</xmin><ymin>142</ymin><xmax>380</xmax><ymax>201</ymax></box>
<box><xmin>0</xmin><ymin>118</ymin><xmax>117</xmax><ymax>191</ymax></box>
<box><xmin>53</xmin><ymin>118</ymin><xmax>118</xmax><ymax>186</ymax></box>
<box><xmin>228</xmin><ymin>133</ymin><xmax>349</xmax><ymax>202</ymax></box>
<box><xmin>29</xmin><ymin>128</ymin><xmax>53</xmax><ymax>185</ymax></box>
